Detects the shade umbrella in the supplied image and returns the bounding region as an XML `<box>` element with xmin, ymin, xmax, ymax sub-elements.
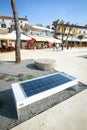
<box><xmin>21</xmin><ymin>33</ymin><xmax>31</xmax><ymax>40</ymax></box>
<box><xmin>46</xmin><ymin>37</ymin><xmax>62</xmax><ymax>43</ymax></box>
<box><xmin>0</xmin><ymin>31</ymin><xmax>31</xmax><ymax>41</ymax></box>
<box><xmin>30</xmin><ymin>35</ymin><xmax>62</xmax><ymax>43</ymax></box>
<box><xmin>0</xmin><ymin>34</ymin><xmax>8</xmax><ymax>40</ymax></box>
<box><xmin>5</xmin><ymin>31</ymin><xmax>16</xmax><ymax>40</ymax></box>
<box><xmin>81</xmin><ymin>38</ymin><xmax>87</xmax><ymax>42</ymax></box>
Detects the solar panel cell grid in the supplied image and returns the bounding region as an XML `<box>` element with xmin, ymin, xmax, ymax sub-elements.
<box><xmin>21</xmin><ymin>73</ymin><xmax>72</xmax><ymax>97</ymax></box>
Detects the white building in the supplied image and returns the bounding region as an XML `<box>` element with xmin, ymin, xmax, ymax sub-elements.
<box><xmin>0</xmin><ymin>15</ymin><xmax>28</xmax><ymax>32</ymax></box>
<box><xmin>77</xmin><ymin>25</ymin><xmax>87</xmax><ymax>35</ymax></box>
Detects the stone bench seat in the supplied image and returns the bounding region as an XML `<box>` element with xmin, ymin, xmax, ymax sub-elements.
<box><xmin>35</xmin><ymin>58</ymin><xmax>56</xmax><ymax>70</ymax></box>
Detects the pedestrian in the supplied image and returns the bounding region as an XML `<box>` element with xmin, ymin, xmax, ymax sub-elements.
<box><xmin>55</xmin><ymin>43</ymin><xmax>59</xmax><ymax>51</ymax></box>
<box><xmin>53</xmin><ymin>42</ymin><xmax>56</xmax><ymax>51</ymax></box>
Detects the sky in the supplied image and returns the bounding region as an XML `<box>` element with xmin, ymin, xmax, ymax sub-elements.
<box><xmin>0</xmin><ymin>0</ymin><xmax>87</xmax><ymax>26</ymax></box>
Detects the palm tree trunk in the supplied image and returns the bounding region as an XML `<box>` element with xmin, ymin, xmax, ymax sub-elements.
<box><xmin>11</xmin><ymin>0</ymin><xmax>21</xmax><ymax>63</ymax></box>
<box><xmin>66</xmin><ymin>27</ymin><xmax>71</xmax><ymax>49</ymax></box>
<box><xmin>61</xmin><ymin>26</ymin><xmax>66</xmax><ymax>50</ymax></box>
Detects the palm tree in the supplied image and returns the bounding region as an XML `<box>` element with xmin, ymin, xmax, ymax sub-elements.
<box><xmin>55</xmin><ymin>20</ymin><xmax>69</xmax><ymax>50</ymax></box>
<box><xmin>59</xmin><ymin>20</ymin><xmax>66</xmax><ymax>50</ymax></box>
<box><xmin>53</xmin><ymin>19</ymin><xmax>72</xmax><ymax>50</ymax></box>
<box><xmin>11</xmin><ymin>0</ymin><xmax>21</xmax><ymax>63</ymax></box>
<box><xmin>78</xmin><ymin>35</ymin><xmax>84</xmax><ymax>47</ymax></box>
<box><xmin>52</xmin><ymin>19</ymin><xmax>60</xmax><ymax>37</ymax></box>
<box><xmin>65</xmin><ymin>23</ymin><xmax>74</xmax><ymax>49</ymax></box>
<box><xmin>53</xmin><ymin>19</ymin><xmax>65</xmax><ymax>50</ymax></box>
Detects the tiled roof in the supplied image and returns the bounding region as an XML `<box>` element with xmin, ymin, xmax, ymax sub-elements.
<box><xmin>61</xmin><ymin>24</ymin><xmax>87</xmax><ymax>29</ymax></box>
<box><xmin>0</xmin><ymin>15</ymin><xmax>28</xmax><ymax>21</ymax></box>
<box><xmin>76</xmin><ymin>25</ymin><xmax>87</xmax><ymax>29</ymax></box>
<box><xmin>67</xmin><ymin>24</ymin><xmax>87</xmax><ymax>29</ymax></box>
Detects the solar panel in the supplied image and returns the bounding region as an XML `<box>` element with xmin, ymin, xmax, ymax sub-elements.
<box><xmin>20</xmin><ymin>72</ymin><xmax>76</xmax><ymax>97</ymax></box>
<box><xmin>12</xmin><ymin>72</ymin><xmax>78</xmax><ymax>122</ymax></box>
<box><xmin>12</xmin><ymin>71</ymin><xmax>78</xmax><ymax>114</ymax></box>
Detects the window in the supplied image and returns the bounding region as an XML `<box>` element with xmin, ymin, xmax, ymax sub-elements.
<box><xmin>83</xmin><ymin>31</ymin><xmax>86</xmax><ymax>34</ymax></box>
<box><xmin>2</xmin><ymin>19</ymin><xmax>4</xmax><ymax>21</ymax></box>
<box><xmin>1</xmin><ymin>24</ymin><xmax>6</xmax><ymax>28</ymax></box>
<box><xmin>20</xmin><ymin>25</ymin><xmax>23</xmax><ymax>29</ymax></box>
<box><xmin>73</xmin><ymin>29</ymin><xmax>75</xmax><ymax>33</ymax></box>
<box><xmin>79</xmin><ymin>31</ymin><xmax>81</xmax><ymax>34</ymax></box>
<box><xmin>58</xmin><ymin>26</ymin><xmax>60</xmax><ymax>30</ymax></box>
<box><xmin>11</xmin><ymin>25</ymin><xmax>15</xmax><ymax>30</ymax></box>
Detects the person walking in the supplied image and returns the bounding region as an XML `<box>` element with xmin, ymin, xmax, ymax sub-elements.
<box><xmin>55</xmin><ymin>43</ymin><xmax>59</xmax><ymax>51</ymax></box>
<box><xmin>53</xmin><ymin>42</ymin><xmax>56</xmax><ymax>51</ymax></box>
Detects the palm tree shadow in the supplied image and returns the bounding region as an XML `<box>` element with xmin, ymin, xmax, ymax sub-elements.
<box><xmin>0</xmin><ymin>61</ymin><xmax>15</xmax><ymax>64</ymax></box>
<box><xmin>5</xmin><ymin>61</ymin><xmax>15</xmax><ymax>63</ymax></box>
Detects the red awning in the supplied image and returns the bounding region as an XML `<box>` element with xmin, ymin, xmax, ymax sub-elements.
<box><xmin>27</xmin><ymin>37</ymin><xmax>36</xmax><ymax>45</ymax></box>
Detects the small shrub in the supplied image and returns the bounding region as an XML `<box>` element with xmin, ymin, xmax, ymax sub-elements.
<box><xmin>18</xmin><ymin>73</ymin><xmax>26</xmax><ymax>81</ymax></box>
<box><xmin>7</xmin><ymin>77</ymin><xmax>15</xmax><ymax>81</ymax></box>
<box><xmin>18</xmin><ymin>74</ymin><xmax>35</xmax><ymax>81</ymax></box>
<box><xmin>26</xmin><ymin>74</ymin><xmax>35</xmax><ymax>79</ymax></box>
<box><xmin>18</xmin><ymin>73</ymin><xmax>24</xmax><ymax>77</ymax></box>
<box><xmin>19</xmin><ymin>76</ymin><xmax>27</xmax><ymax>81</ymax></box>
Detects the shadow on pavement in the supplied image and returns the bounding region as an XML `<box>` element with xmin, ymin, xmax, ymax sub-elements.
<box><xmin>0</xmin><ymin>89</ymin><xmax>17</xmax><ymax>119</ymax></box>
<box><xmin>26</xmin><ymin>63</ymin><xmax>40</xmax><ymax>70</ymax></box>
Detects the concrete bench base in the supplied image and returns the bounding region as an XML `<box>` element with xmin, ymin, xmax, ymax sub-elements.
<box><xmin>35</xmin><ymin>59</ymin><xmax>56</xmax><ymax>70</ymax></box>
